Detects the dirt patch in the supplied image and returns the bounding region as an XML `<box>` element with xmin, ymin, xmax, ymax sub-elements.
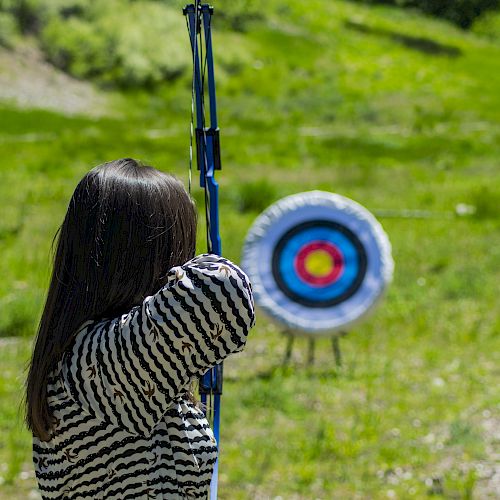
<box><xmin>0</xmin><ymin>42</ymin><xmax>108</xmax><ymax>115</ymax></box>
<box><xmin>474</xmin><ymin>413</ymin><xmax>500</xmax><ymax>498</ymax></box>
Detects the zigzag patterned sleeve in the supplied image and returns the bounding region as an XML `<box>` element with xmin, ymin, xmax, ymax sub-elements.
<box><xmin>61</xmin><ymin>254</ymin><xmax>255</xmax><ymax>436</ymax></box>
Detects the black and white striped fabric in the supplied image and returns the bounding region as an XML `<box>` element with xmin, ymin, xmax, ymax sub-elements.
<box><xmin>33</xmin><ymin>254</ymin><xmax>255</xmax><ymax>499</ymax></box>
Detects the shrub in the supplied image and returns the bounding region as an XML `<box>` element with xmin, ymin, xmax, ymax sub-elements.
<box><xmin>38</xmin><ymin>1</ymin><xmax>188</xmax><ymax>87</ymax></box>
<box><xmin>0</xmin><ymin>0</ymin><xmax>85</xmax><ymax>33</ymax></box>
<box><xmin>235</xmin><ymin>178</ymin><xmax>278</xmax><ymax>213</ymax></box>
<box><xmin>1</xmin><ymin>0</ymin><xmax>189</xmax><ymax>87</ymax></box>
<box><xmin>0</xmin><ymin>11</ymin><xmax>18</xmax><ymax>47</ymax></box>
<box><xmin>470</xmin><ymin>186</ymin><xmax>500</xmax><ymax>219</ymax></box>
<box><xmin>472</xmin><ymin>10</ymin><xmax>500</xmax><ymax>39</ymax></box>
<box><xmin>41</xmin><ymin>17</ymin><xmax>113</xmax><ymax>79</ymax></box>
<box><xmin>95</xmin><ymin>2</ymin><xmax>187</xmax><ymax>87</ymax></box>
<box><xmin>214</xmin><ymin>0</ymin><xmax>265</xmax><ymax>32</ymax></box>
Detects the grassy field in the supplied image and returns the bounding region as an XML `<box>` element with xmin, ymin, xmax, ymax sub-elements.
<box><xmin>1</xmin><ymin>0</ymin><xmax>499</xmax><ymax>498</ymax></box>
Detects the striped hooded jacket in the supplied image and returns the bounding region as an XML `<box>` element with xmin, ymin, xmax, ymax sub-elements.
<box><xmin>32</xmin><ymin>254</ymin><xmax>255</xmax><ymax>499</ymax></box>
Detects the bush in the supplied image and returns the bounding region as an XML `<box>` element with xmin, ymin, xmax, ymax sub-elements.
<box><xmin>0</xmin><ymin>0</ymin><xmax>85</xmax><ymax>33</ymax></box>
<box><xmin>356</xmin><ymin>0</ymin><xmax>500</xmax><ymax>28</ymax></box>
<box><xmin>470</xmin><ymin>186</ymin><xmax>500</xmax><ymax>219</ymax></box>
<box><xmin>37</xmin><ymin>1</ymin><xmax>188</xmax><ymax>87</ymax></box>
<box><xmin>0</xmin><ymin>11</ymin><xmax>18</xmax><ymax>47</ymax></box>
<box><xmin>472</xmin><ymin>10</ymin><xmax>500</xmax><ymax>39</ymax></box>
<box><xmin>213</xmin><ymin>0</ymin><xmax>265</xmax><ymax>32</ymax></box>
<box><xmin>94</xmin><ymin>2</ymin><xmax>187</xmax><ymax>87</ymax></box>
<box><xmin>235</xmin><ymin>179</ymin><xmax>278</xmax><ymax>213</ymax></box>
<box><xmin>1</xmin><ymin>0</ymin><xmax>189</xmax><ymax>87</ymax></box>
<box><xmin>41</xmin><ymin>17</ymin><xmax>113</xmax><ymax>79</ymax></box>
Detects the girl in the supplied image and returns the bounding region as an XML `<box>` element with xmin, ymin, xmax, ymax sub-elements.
<box><xmin>25</xmin><ymin>158</ymin><xmax>255</xmax><ymax>499</ymax></box>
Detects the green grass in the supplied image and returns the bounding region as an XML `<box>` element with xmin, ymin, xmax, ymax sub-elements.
<box><xmin>0</xmin><ymin>0</ymin><xmax>499</xmax><ymax>497</ymax></box>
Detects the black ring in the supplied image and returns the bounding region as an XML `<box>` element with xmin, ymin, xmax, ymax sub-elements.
<box><xmin>271</xmin><ymin>220</ymin><xmax>368</xmax><ymax>308</ymax></box>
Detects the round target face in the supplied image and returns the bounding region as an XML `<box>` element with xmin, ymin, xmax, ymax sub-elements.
<box><xmin>273</xmin><ymin>220</ymin><xmax>367</xmax><ymax>308</ymax></box>
<box><xmin>241</xmin><ymin>191</ymin><xmax>394</xmax><ymax>336</ymax></box>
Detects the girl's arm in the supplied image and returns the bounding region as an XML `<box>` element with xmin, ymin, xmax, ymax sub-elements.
<box><xmin>60</xmin><ymin>254</ymin><xmax>255</xmax><ymax>436</ymax></box>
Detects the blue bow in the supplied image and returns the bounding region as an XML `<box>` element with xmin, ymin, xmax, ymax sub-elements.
<box><xmin>184</xmin><ymin>3</ymin><xmax>223</xmax><ymax>498</ymax></box>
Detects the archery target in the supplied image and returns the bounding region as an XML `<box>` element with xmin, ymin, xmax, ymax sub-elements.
<box><xmin>241</xmin><ymin>191</ymin><xmax>394</xmax><ymax>336</ymax></box>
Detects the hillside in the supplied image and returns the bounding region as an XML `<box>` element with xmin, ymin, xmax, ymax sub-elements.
<box><xmin>0</xmin><ymin>0</ymin><xmax>499</xmax><ymax>498</ymax></box>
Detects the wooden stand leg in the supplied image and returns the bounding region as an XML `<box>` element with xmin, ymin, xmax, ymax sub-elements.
<box><xmin>332</xmin><ymin>336</ymin><xmax>342</xmax><ymax>368</ymax></box>
<box><xmin>283</xmin><ymin>335</ymin><xmax>294</xmax><ymax>365</ymax></box>
<box><xmin>308</xmin><ymin>339</ymin><xmax>315</xmax><ymax>366</ymax></box>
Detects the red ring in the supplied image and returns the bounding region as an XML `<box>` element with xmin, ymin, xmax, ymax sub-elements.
<box><xmin>294</xmin><ymin>241</ymin><xmax>344</xmax><ymax>287</ymax></box>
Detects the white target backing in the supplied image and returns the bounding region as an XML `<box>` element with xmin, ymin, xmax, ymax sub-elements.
<box><xmin>241</xmin><ymin>191</ymin><xmax>394</xmax><ymax>336</ymax></box>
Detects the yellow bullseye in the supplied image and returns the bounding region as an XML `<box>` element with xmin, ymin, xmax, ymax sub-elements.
<box><xmin>304</xmin><ymin>250</ymin><xmax>334</xmax><ymax>277</ymax></box>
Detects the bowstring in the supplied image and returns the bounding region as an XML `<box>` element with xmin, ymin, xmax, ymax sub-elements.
<box><xmin>186</xmin><ymin>13</ymin><xmax>195</xmax><ymax>195</ymax></box>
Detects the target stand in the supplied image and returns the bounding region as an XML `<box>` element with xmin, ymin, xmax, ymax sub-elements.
<box><xmin>241</xmin><ymin>191</ymin><xmax>394</xmax><ymax>366</ymax></box>
<box><xmin>282</xmin><ymin>331</ymin><xmax>346</xmax><ymax>368</ymax></box>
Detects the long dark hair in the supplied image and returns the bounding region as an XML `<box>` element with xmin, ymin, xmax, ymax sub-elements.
<box><xmin>25</xmin><ymin>158</ymin><xmax>197</xmax><ymax>441</ymax></box>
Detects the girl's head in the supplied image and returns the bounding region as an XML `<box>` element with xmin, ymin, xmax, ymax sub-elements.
<box><xmin>25</xmin><ymin>158</ymin><xmax>197</xmax><ymax>440</ymax></box>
